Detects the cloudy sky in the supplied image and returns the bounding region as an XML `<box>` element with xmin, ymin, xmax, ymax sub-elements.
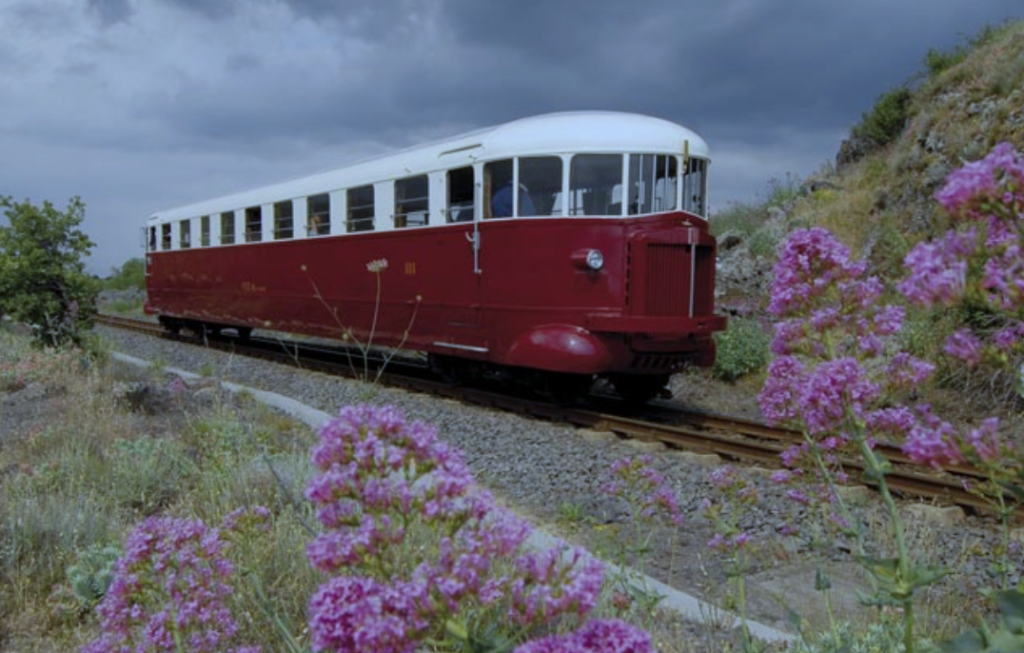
<box><xmin>1</xmin><ymin>0</ymin><xmax>1021</xmax><ymax>274</ymax></box>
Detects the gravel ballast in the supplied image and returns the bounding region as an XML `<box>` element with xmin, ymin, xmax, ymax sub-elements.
<box><xmin>94</xmin><ymin>325</ymin><xmax>1019</xmax><ymax>645</ymax></box>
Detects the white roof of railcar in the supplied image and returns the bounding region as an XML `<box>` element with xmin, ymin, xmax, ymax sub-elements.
<box><xmin>149</xmin><ymin>111</ymin><xmax>709</xmax><ymax>224</ymax></box>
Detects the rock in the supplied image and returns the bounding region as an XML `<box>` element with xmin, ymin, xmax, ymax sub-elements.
<box><xmin>671</xmin><ymin>450</ymin><xmax>722</xmax><ymax>466</ymax></box>
<box><xmin>834</xmin><ymin>484</ymin><xmax>875</xmax><ymax>506</ymax></box>
<box><xmin>902</xmin><ymin>503</ymin><xmax>965</xmax><ymax>527</ymax></box>
<box><xmin>579</xmin><ymin>429</ymin><xmax>619</xmax><ymax>445</ymax></box>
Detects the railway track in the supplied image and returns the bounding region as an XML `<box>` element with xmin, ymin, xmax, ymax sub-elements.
<box><xmin>96</xmin><ymin>313</ymin><xmax>1017</xmax><ymax>518</ymax></box>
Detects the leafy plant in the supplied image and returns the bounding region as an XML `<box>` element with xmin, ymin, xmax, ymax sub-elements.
<box><xmin>930</xmin><ymin>587</ymin><xmax>1024</xmax><ymax>652</ymax></box>
<box><xmin>0</xmin><ymin>196</ymin><xmax>99</xmax><ymax>348</ymax></box>
<box><xmin>713</xmin><ymin>316</ymin><xmax>770</xmax><ymax>381</ymax></box>
<box><xmin>788</xmin><ymin>619</ymin><xmax>913</xmax><ymax>653</ymax></box>
<box><xmin>102</xmin><ymin>257</ymin><xmax>146</xmax><ymax>291</ymax></box>
<box><xmin>67</xmin><ymin>543</ymin><xmax>122</xmax><ymax>609</ymax></box>
<box><xmin>852</xmin><ymin>86</ymin><xmax>913</xmax><ymax>149</ymax></box>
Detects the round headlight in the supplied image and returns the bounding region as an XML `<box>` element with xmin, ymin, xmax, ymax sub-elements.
<box><xmin>585</xmin><ymin>249</ymin><xmax>604</xmax><ymax>270</ymax></box>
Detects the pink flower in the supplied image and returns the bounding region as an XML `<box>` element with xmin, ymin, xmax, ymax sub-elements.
<box><xmin>512</xmin><ymin>619</ymin><xmax>653</xmax><ymax>653</ymax></box>
<box><xmin>902</xmin><ymin>408</ymin><xmax>964</xmax><ymax>469</ymax></box>
<box><xmin>965</xmin><ymin>417</ymin><xmax>1003</xmax><ymax>464</ymax></box>
<box><xmin>759</xmin><ymin>356</ymin><xmax>806</xmax><ymax>425</ymax></box>
<box><xmin>308</xmin><ymin>576</ymin><xmax>424</xmax><ymax>653</ymax></box>
<box><xmin>936</xmin><ymin>142</ymin><xmax>1024</xmax><ymax>215</ymax></box>
<box><xmin>602</xmin><ymin>455</ymin><xmax>683</xmax><ymax>527</ymax></box>
<box><xmin>84</xmin><ymin>518</ymin><xmax>257</xmax><ymax>653</ymax></box>
<box><xmin>944</xmin><ymin>329</ymin><xmax>983</xmax><ymax>366</ymax></box>
<box><xmin>899</xmin><ymin>230</ymin><xmax>973</xmax><ymax>306</ymax></box>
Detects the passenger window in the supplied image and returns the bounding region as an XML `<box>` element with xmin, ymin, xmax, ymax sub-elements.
<box><xmin>221</xmin><ymin>211</ymin><xmax>235</xmax><ymax>245</ymax></box>
<box><xmin>446</xmin><ymin>167</ymin><xmax>474</xmax><ymax>223</ymax></box>
<box><xmin>274</xmin><ymin>200</ymin><xmax>294</xmax><ymax>240</ymax></box>
<box><xmin>149</xmin><ymin>226</ymin><xmax>157</xmax><ymax>252</ymax></box>
<box><xmin>395</xmin><ymin>175</ymin><xmax>429</xmax><ymax>228</ymax></box>
<box><xmin>200</xmin><ymin>216</ymin><xmax>211</xmax><ymax>246</ymax></box>
<box><xmin>245</xmin><ymin>206</ymin><xmax>262</xmax><ymax>242</ymax></box>
<box><xmin>570</xmin><ymin>154</ymin><xmax>623</xmax><ymax>216</ymax></box>
<box><xmin>161</xmin><ymin>224</ymin><xmax>171</xmax><ymax>250</ymax></box>
<box><xmin>518</xmin><ymin>156</ymin><xmax>563</xmax><ymax>216</ymax></box>
<box><xmin>180</xmin><ymin>220</ymin><xmax>191</xmax><ymax>248</ymax></box>
<box><xmin>484</xmin><ymin>159</ymin><xmax>513</xmax><ymax>219</ymax></box>
<box><xmin>307</xmin><ymin>194</ymin><xmax>330</xmax><ymax>236</ymax></box>
<box><xmin>628</xmin><ymin>154</ymin><xmax>678</xmax><ymax>215</ymax></box>
<box><xmin>347</xmin><ymin>185</ymin><xmax>374</xmax><ymax>233</ymax></box>
<box><xmin>683</xmin><ymin>158</ymin><xmax>708</xmax><ymax>215</ymax></box>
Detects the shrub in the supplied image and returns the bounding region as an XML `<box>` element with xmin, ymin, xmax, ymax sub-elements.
<box><xmin>712</xmin><ymin>316</ymin><xmax>770</xmax><ymax>381</ymax></box>
<box><xmin>851</xmin><ymin>86</ymin><xmax>913</xmax><ymax>149</ymax></box>
<box><xmin>102</xmin><ymin>257</ymin><xmax>145</xmax><ymax>291</ymax></box>
<box><xmin>0</xmin><ymin>196</ymin><xmax>99</xmax><ymax>348</ymax></box>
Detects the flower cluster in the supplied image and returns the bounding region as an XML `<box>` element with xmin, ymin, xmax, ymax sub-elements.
<box><xmin>512</xmin><ymin>618</ymin><xmax>653</xmax><ymax>653</ymax></box>
<box><xmin>366</xmin><ymin>258</ymin><xmax>388</xmax><ymax>273</ymax></box>
<box><xmin>601</xmin><ymin>455</ymin><xmax>683</xmax><ymax>527</ymax></box>
<box><xmin>901</xmin><ymin>142</ymin><xmax>1024</xmax><ymax>364</ymax></box>
<box><xmin>699</xmin><ymin>465</ymin><xmax>758</xmax><ymax>557</ymax></box>
<box><xmin>760</xmin><ymin>228</ymin><xmax>934</xmax><ymax>446</ymax></box>
<box><xmin>509</xmin><ymin>545</ymin><xmax>605</xmax><ymax>624</ymax></box>
<box><xmin>304</xmin><ymin>404</ymin><xmax>606</xmax><ymax>652</ymax></box>
<box><xmin>83</xmin><ymin>517</ymin><xmax>258</xmax><ymax>653</ymax></box>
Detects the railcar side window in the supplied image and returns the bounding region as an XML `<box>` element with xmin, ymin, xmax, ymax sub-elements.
<box><xmin>628</xmin><ymin>154</ymin><xmax>678</xmax><ymax>215</ymax></box>
<box><xmin>682</xmin><ymin>158</ymin><xmax>708</xmax><ymax>215</ymax></box>
<box><xmin>570</xmin><ymin>154</ymin><xmax>623</xmax><ymax>216</ymax></box>
<box><xmin>200</xmin><ymin>216</ymin><xmax>210</xmax><ymax>246</ymax></box>
<box><xmin>347</xmin><ymin>185</ymin><xmax>374</xmax><ymax>233</ymax></box>
<box><xmin>161</xmin><ymin>224</ymin><xmax>171</xmax><ymax>250</ymax></box>
<box><xmin>446</xmin><ymin>167</ymin><xmax>474</xmax><ymax>223</ymax></box>
<box><xmin>221</xmin><ymin>211</ymin><xmax>235</xmax><ymax>245</ymax></box>
<box><xmin>484</xmin><ymin>159</ymin><xmax>513</xmax><ymax>219</ymax></box>
<box><xmin>180</xmin><ymin>220</ymin><xmax>191</xmax><ymax>248</ymax></box>
<box><xmin>518</xmin><ymin>156</ymin><xmax>563</xmax><ymax>216</ymax></box>
<box><xmin>274</xmin><ymin>200</ymin><xmax>294</xmax><ymax>240</ymax></box>
<box><xmin>245</xmin><ymin>206</ymin><xmax>262</xmax><ymax>243</ymax></box>
<box><xmin>394</xmin><ymin>175</ymin><xmax>429</xmax><ymax>228</ymax></box>
<box><xmin>307</xmin><ymin>194</ymin><xmax>330</xmax><ymax>236</ymax></box>
<box><xmin>149</xmin><ymin>226</ymin><xmax>157</xmax><ymax>252</ymax></box>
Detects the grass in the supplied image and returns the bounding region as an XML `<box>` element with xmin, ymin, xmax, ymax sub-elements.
<box><xmin>0</xmin><ymin>328</ymin><xmax>323</xmax><ymax>651</ymax></box>
<box><xmin>0</xmin><ymin>328</ymin><xmax>769</xmax><ymax>652</ymax></box>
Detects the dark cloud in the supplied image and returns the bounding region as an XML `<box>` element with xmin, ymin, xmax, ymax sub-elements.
<box><xmin>2</xmin><ymin>0</ymin><xmax>1024</xmax><ymax>274</ymax></box>
<box><xmin>86</xmin><ymin>0</ymin><xmax>133</xmax><ymax>26</ymax></box>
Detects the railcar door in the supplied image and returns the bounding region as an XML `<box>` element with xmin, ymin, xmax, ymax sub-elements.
<box><xmin>426</xmin><ymin>165</ymin><xmax>487</xmax><ymax>359</ymax></box>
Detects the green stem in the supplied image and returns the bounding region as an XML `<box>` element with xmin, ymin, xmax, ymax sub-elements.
<box><xmin>857</xmin><ymin>438</ymin><xmax>915</xmax><ymax>653</ymax></box>
<box><xmin>366</xmin><ymin>272</ymin><xmax>381</xmax><ymax>381</ymax></box>
<box><xmin>736</xmin><ymin>562</ymin><xmax>751</xmax><ymax>650</ymax></box>
<box><xmin>997</xmin><ymin>492</ymin><xmax>1011</xmax><ymax>590</ymax></box>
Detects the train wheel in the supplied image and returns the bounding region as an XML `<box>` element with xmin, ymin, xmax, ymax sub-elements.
<box><xmin>541</xmin><ymin>372</ymin><xmax>594</xmax><ymax>405</ymax></box>
<box><xmin>609</xmin><ymin>373</ymin><xmax>671</xmax><ymax>404</ymax></box>
<box><xmin>428</xmin><ymin>354</ymin><xmax>482</xmax><ymax>385</ymax></box>
<box><xmin>235</xmin><ymin>327</ymin><xmax>252</xmax><ymax>342</ymax></box>
<box><xmin>428</xmin><ymin>353</ymin><xmax>459</xmax><ymax>383</ymax></box>
<box><xmin>159</xmin><ymin>317</ymin><xmax>181</xmax><ymax>335</ymax></box>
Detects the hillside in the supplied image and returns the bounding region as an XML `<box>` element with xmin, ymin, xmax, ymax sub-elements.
<box><xmin>717</xmin><ymin>19</ymin><xmax>1024</xmax><ymax>304</ymax></box>
<box><xmin>712</xmin><ymin>18</ymin><xmax>1024</xmax><ymax>411</ymax></box>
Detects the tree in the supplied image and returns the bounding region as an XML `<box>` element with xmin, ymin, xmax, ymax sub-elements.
<box><xmin>0</xmin><ymin>195</ymin><xmax>100</xmax><ymax>347</ymax></box>
<box><xmin>103</xmin><ymin>257</ymin><xmax>146</xmax><ymax>291</ymax></box>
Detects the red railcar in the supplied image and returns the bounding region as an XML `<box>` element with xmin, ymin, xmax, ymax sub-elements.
<box><xmin>145</xmin><ymin>111</ymin><xmax>726</xmax><ymax>401</ymax></box>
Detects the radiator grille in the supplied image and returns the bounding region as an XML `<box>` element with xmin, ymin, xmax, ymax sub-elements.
<box><xmin>645</xmin><ymin>244</ymin><xmax>690</xmax><ymax>316</ymax></box>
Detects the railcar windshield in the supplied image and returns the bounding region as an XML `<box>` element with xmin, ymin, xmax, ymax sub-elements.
<box><xmin>569</xmin><ymin>154</ymin><xmax>621</xmax><ymax>216</ymax></box>
<box><xmin>682</xmin><ymin>157</ymin><xmax>708</xmax><ymax>215</ymax></box>
<box><xmin>565</xmin><ymin>153</ymin><xmax>707</xmax><ymax>218</ymax></box>
<box><xmin>628</xmin><ymin>154</ymin><xmax>677</xmax><ymax>214</ymax></box>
